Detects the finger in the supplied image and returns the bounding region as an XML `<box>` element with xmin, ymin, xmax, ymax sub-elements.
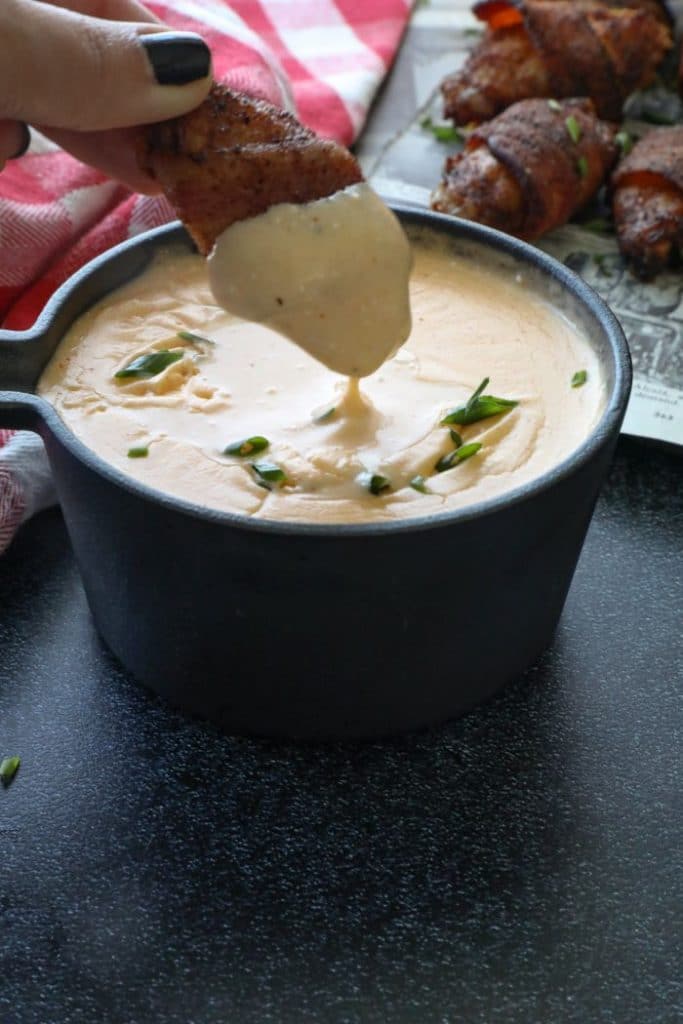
<box><xmin>39</xmin><ymin>0</ymin><xmax>159</xmax><ymax>22</ymax></box>
<box><xmin>40</xmin><ymin>0</ymin><xmax>159</xmax><ymax>22</ymax></box>
<box><xmin>41</xmin><ymin>126</ymin><xmax>162</xmax><ymax>194</ymax></box>
<box><xmin>0</xmin><ymin>0</ymin><xmax>212</xmax><ymax>131</ymax></box>
<box><xmin>0</xmin><ymin>119</ymin><xmax>30</xmax><ymax>170</ymax></box>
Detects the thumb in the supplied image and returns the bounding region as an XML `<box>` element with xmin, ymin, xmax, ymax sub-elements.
<box><xmin>0</xmin><ymin>0</ymin><xmax>212</xmax><ymax>131</ymax></box>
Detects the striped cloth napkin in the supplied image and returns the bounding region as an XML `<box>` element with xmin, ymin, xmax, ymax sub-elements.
<box><xmin>0</xmin><ymin>0</ymin><xmax>411</xmax><ymax>553</ymax></box>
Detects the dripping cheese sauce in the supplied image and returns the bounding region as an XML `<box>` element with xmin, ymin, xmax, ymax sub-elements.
<box><xmin>38</xmin><ymin>220</ymin><xmax>606</xmax><ymax>525</ymax></box>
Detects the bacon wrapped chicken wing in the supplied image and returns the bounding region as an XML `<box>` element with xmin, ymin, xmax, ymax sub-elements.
<box><xmin>442</xmin><ymin>0</ymin><xmax>672</xmax><ymax>125</ymax></box>
<box><xmin>431</xmin><ymin>98</ymin><xmax>618</xmax><ymax>240</ymax></box>
<box><xmin>611</xmin><ymin>126</ymin><xmax>683</xmax><ymax>279</ymax></box>
<box><xmin>137</xmin><ymin>83</ymin><xmax>363</xmax><ymax>256</ymax></box>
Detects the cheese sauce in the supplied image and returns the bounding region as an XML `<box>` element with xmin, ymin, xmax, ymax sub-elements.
<box><xmin>208</xmin><ymin>183</ymin><xmax>413</xmax><ymax>378</ymax></box>
<box><xmin>38</xmin><ymin>229</ymin><xmax>606</xmax><ymax>524</ymax></box>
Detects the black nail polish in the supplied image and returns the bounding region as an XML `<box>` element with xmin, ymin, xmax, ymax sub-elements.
<box><xmin>141</xmin><ymin>32</ymin><xmax>211</xmax><ymax>86</ymax></box>
<box><xmin>9</xmin><ymin>123</ymin><xmax>30</xmax><ymax>160</ymax></box>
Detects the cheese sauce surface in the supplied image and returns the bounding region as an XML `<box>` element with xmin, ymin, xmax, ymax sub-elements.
<box><xmin>38</xmin><ymin>229</ymin><xmax>606</xmax><ymax>524</ymax></box>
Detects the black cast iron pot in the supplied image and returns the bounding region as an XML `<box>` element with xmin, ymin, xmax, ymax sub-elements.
<box><xmin>0</xmin><ymin>208</ymin><xmax>631</xmax><ymax>738</ymax></box>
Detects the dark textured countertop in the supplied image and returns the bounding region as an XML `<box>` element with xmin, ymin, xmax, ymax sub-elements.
<box><xmin>1</xmin><ymin>435</ymin><xmax>681</xmax><ymax>1024</ymax></box>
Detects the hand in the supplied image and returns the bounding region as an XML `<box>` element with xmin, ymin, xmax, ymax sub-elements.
<box><xmin>0</xmin><ymin>0</ymin><xmax>212</xmax><ymax>192</ymax></box>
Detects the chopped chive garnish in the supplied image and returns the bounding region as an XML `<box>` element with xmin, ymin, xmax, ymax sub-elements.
<box><xmin>251</xmin><ymin>460</ymin><xmax>288</xmax><ymax>489</ymax></box>
<box><xmin>224</xmin><ymin>436</ymin><xmax>269</xmax><ymax>457</ymax></box>
<box><xmin>115</xmin><ymin>350</ymin><xmax>184</xmax><ymax>380</ymax></box>
<box><xmin>127</xmin><ymin>446</ymin><xmax>149</xmax><ymax>459</ymax></box>
<box><xmin>640</xmin><ymin>108</ymin><xmax>678</xmax><ymax>126</ymax></box>
<box><xmin>614</xmin><ymin>130</ymin><xmax>634</xmax><ymax>156</ymax></box>
<box><xmin>177</xmin><ymin>330</ymin><xmax>215</xmax><ymax>346</ymax></box>
<box><xmin>547</xmin><ymin>98</ymin><xmax>562</xmax><ymax>112</ymax></box>
<box><xmin>312</xmin><ymin>405</ymin><xmax>336</xmax><ymax>424</ymax></box>
<box><xmin>571</xmin><ymin>370</ymin><xmax>588</xmax><ymax>388</ymax></box>
<box><xmin>581</xmin><ymin>217</ymin><xmax>613</xmax><ymax>235</ymax></box>
<box><xmin>449</xmin><ymin>428</ymin><xmax>464</xmax><ymax>448</ymax></box>
<box><xmin>435</xmin><ymin>442</ymin><xmax>482</xmax><ymax>473</ymax></box>
<box><xmin>420</xmin><ymin>116</ymin><xmax>463</xmax><ymax>143</ymax></box>
<box><xmin>366</xmin><ymin>473</ymin><xmax>391</xmax><ymax>496</ymax></box>
<box><xmin>441</xmin><ymin>377</ymin><xmax>518</xmax><ymax>425</ymax></box>
<box><xmin>0</xmin><ymin>756</ymin><xmax>20</xmax><ymax>787</ymax></box>
<box><xmin>565</xmin><ymin>115</ymin><xmax>581</xmax><ymax>144</ymax></box>
<box><xmin>576</xmin><ymin>155</ymin><xmax>588</xmax><ymax>178</ymax></box>
<box><xmin>409</xmin><ymin>475</ymin><xmax>429</xmax><ymax>494</ymax></box>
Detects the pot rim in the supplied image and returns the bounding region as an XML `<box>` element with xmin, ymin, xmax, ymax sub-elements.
<box><xmin>12</xmin><ymin>205</ymin><xmax>632</xmax><ymax>537</ymax></box>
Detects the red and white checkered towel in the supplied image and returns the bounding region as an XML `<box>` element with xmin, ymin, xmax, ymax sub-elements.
<box><xmin>0</xmin><ymin>0</ymin><xmax>411</xmax><ymax>553</ymax></box>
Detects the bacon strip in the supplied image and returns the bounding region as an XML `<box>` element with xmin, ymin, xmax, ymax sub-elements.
<box><xmin>431</xmin><ymin>98</ymin><xmax>618</xmax><ymax>241</ymax></box>
<box><xmin>442</xmin><ymin>0</ymin><xmax>672</xmax><ymax>125</ymax></box>
<box><xmin>137</xmin><ymin>83</ymin><xmax>363</xmax><ymax>256</ymax></box>
<box><xmin>611</xmin><ymin>127</ymin><xmax>683</xmax><ymax>279</ymax></box>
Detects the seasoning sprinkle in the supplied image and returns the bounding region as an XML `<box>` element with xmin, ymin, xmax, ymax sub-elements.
<box><xmin>441</xmin><ymin>378</ymin><xmax>518</xmax><ymax>425</ymax></box>
<box><xmin>224</xmin><ymin>436</ymin><xmax>269</xmax><ymax>457</ymax></box>
<box><xmin>127</xmin><ymin>446</ymin><xmax>149</xmax><ymax>459</ymax></box>
<box><xmin>435</xmin><ymin>442</ymin><xmax>482</xmax><ymax>473</ymax></box>
<box><xmin>115</xmin><ymin>350</ymin><xmax>184</xmax><ymax>380</ymax></box>
<box><xmin>0</xmin><ymin>756</ymin><xmax>20</xmax><ymax>787</ymax></box>
<box><xmin>571</xmin><ymin>370</ymin><xmax>588</xmax><ymax>388</ymax></box>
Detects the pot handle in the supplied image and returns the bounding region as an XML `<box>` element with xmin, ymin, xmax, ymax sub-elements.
<box><xmin>0</xmin><ymin>327</ymin><xmax>47</xmax><ymax>431</ymax></box>
<box><xmin>0</xmin><ymin>393</ymin><xmax>44</xmax><ymax>431</ymax></box>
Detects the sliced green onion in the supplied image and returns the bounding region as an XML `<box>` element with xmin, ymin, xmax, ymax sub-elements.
<box><xmin>420</xmin><ymin>116</ymin><xmax>463</xmax><ymax>144</ymax></box>
<box><xmin>441</xmin><ymin>378</ymin><xmax>518</xmax><ymax>425</ymax></box>
<box><xmin>614</xmin><ymin>130</ymin><xmax>634</xmax><ymax>157</ymax></box>
<box><xmin>641</xmin><ymin>110</ymin><xmax>678</xmax><ymax>125</ymax></box>
<box><xmin>571</xmin><ymin>370</ymin><xmax>588</xmax><ymax>388</ymax></box>
<box><xmin>177</xmin><ymin>330</ymin><xmax>215</xmax><ymax>346</ymax></box>
<box><xmin>435</xmin><ymin>442</ymin><xmax>482</xmax><ymax>473</ymax></box>
<box><xmin>251</xmin><ymin>460</ymin><xmax>288</xmax><ymax>489</ymax></box>
<box><xmin>0</xmin><ymin>756</ymin><xmax>20</xmax><ymax>786</ymax></box>
<box><xmin>127</xmin><ymin>446</ymin><xmax>149</xmax><ymax>459</ymax></box>
<box><xmin>312</xmin><ymin>405</ymin><xmax>337</xmax><ymax>424</ymax></box>
<box><xmin>565</xmin><ymin>115</ymin><xmax>581</xmax><ymax>144</ymax></box>
<box><xmin>368</xmin><ymin>474</ymin><xmax>391</xmax><ymax>496</ymax></box>
<box><xmin>224</xmin><ymin>436</ymin><xmax>269</xmax><ymax>457</ymax></box>
<box><xmin>358</xmin><ymin>471</ymin><xmax>391</xmax><ymax>496</ymax></box>
<box><xmin>576</xmin><ymin>155</ymin><xmax>588</xmax><ymax>179</ymax></box>
<box><xmin>547</xmin><ymin>98</ymin><xmax>562</xmax><ymax>112</ymax></box>
<box><xmin>115</xmin><ymin>350</ymin><xmax>184</xmax><ymax>380</ymax></box>
<box><xmin>409</xmin><ymin>475</ymin><xmax>430</xmax><ymax>494</ymax></box>
<box><xmin>449</xmin><ymin>428</ymin><xmax>464</xmax><ymax>448</ymax></box>
<box><xmin>580</xmin><ymin>217</ymin><xmax>613</xmax><ymax>235</ymax></box>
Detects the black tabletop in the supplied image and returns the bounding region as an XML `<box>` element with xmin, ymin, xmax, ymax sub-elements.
<box><xmin>1</xmin><ymin>434</ymin><xmax>681</xmax><ymax>1024</ymax></box>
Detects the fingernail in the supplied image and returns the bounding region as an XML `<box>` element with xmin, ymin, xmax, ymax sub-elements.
<box><xmin>9</xmin><ymin>123</ymin><xmax>30</xmax><ymax>160</ymax></box>
<box><xmin>141</xmin><ymin>32</ymin><xmax>211</xmax><ymax>86</ymax></box>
